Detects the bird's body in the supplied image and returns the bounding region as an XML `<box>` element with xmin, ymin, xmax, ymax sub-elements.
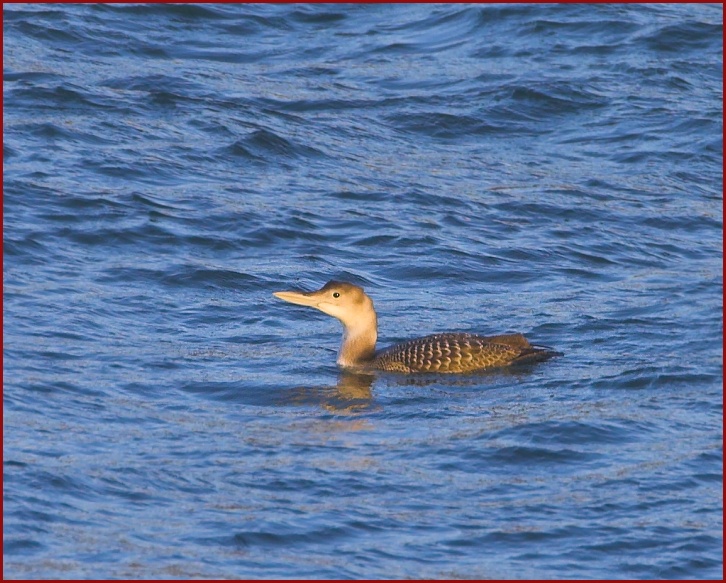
<box><xmin>273</xmin><ymin>280</ymin><xmax>560</xmax><ymax>374</ymax></box>
<box><xmin>372</xmin><ymin>332</ymin><xmax>552</xmax><ymax>373</ymax></box>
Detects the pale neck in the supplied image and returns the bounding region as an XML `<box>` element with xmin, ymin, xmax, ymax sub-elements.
<box><xmin>337</xmin><ymin>318</ymin><xmax>378</xmax><ymax>367</ymax></box>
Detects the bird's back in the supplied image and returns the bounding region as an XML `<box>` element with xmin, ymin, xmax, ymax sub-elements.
<box><xmin>372</xmin><ymin>332</ymin><xmax>557</xmax><ymax>373</ymax></box>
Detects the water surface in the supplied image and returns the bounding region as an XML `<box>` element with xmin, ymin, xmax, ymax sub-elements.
<box><xmin>3</xmin><ymin>3</ymin><xmax>723</xmax><ymax>579</ymax></box>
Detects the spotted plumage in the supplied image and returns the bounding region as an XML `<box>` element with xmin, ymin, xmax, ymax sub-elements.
<box><xmin>372</xmin><ymin>332</ymin><xmax>552</xmax><ymax>373</ymax></box>
<box><xmin>273</xmin><ymin>280</ymin><xmax>560</xmax><ymax>374</ymax></box>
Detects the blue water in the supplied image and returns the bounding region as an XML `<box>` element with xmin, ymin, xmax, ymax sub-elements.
<box><xmin>3</xmin><ymin>3</ymin><xmax>722</xmax><ymax>579</ymax></box>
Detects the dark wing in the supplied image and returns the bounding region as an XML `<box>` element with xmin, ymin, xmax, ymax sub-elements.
<box><xmin>373</xmin><ymin>333</ymin><xmax>543</xmax><ymax>373</ymax></box>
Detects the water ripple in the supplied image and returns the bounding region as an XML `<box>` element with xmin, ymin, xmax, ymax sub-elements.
<box><xmin>3</xmin><ymin>3</ymin><xmax>722</xmax><ymax>580</ymax></box>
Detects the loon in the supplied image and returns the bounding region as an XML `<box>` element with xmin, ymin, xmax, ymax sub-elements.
<box><xmin>273</xmin><ymin>280</ymin><xmax>560</xmax><ymax>374</ymax></box>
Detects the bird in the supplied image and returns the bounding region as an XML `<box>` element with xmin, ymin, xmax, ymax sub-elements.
<box><xmin>273</xmin><ymin>280</ymin><xmax>561</xmax><ymax>374</ymax></box>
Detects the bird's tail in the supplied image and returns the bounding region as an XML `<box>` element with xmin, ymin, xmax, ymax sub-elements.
<box><xmin>513</xmin><ymin>344</ymin><xmax>563</xmax><ymax>365</ymax></box>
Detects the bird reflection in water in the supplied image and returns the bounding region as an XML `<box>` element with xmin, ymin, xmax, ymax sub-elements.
<box><xmin>281</xmin><ymin>371</ymin><xmax>378</xmax><ymax>414</ymax></box>
<box><xmin>281</xmin><ymin>363</ymin><xmax>547</xmax><ymax>413</ymax></box>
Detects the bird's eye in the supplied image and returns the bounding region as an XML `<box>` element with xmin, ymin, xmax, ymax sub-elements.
<box><xmin>333</xmin><ymin>292</ymin><xmax>340</xmax><ymax>298</ymax></box>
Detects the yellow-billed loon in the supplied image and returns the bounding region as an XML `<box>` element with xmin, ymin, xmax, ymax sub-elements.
<box><xmin>273</xmin><ymin>280</ymin><xmax>560</xmax><ymax>373</ymax></box>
